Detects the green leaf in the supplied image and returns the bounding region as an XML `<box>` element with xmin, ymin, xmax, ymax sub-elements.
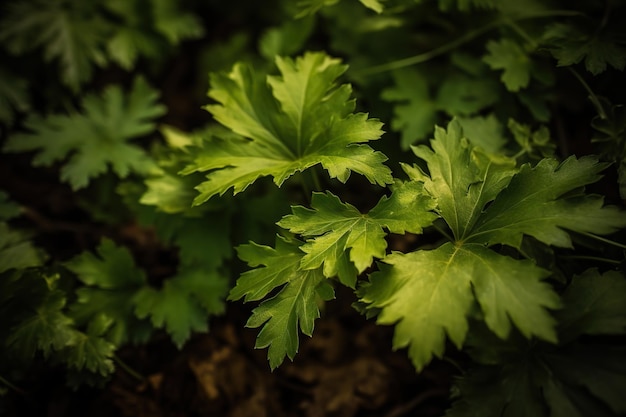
<box><xmin>360</xmin><ymin>242</ymin><xmax>558</xmax><ymax>370</ymax></box>
<box><xmin>7</xmin><ymin>289</ymin><xmax>76</xmax><ymax>360</ymax></box>
<box><xmin>447</xmin><ymin>269</ymin><xmax>626</xmax><ymax>417</ymax></box>
<box><xmin>468</xmin><ymin>156</ymin><xmax>626</xmax><ymax>249</ymax></box>
<box><xmin>133</xmin><ymin>273</ymin><xmax>213</xmax><ymax>349</ymax></box>
<box><xmin>66</xmin><ymin>239</ymin><xmax>151</xmax><ymax>345</ymax></box>
<box><xmin>409</xmin><ymin>120</ymin><xmax>518</xmax><ymax>241</ymax></box>
<box><xmin>361</xmin><ymin>120</ymin><xmax>625</xmax><ymax>370</ymax></box>
<box><xmin>0</xmin><ymin>0</ymin><xmax>109</xmax><ymax>90</ymax></box>
<box><xmin>556</xmin><ymin>269</ymin><xmax>626</xmax><ymax>342</ymax></box>
<box><xmin>0</xmin><ymin>192</ymin><xmax>21</xmax><ymax>221</ymax></box>
<box><xmin>278</xmin><ymin>181</ymin><xmax>437</xmax><ymax>287</ymax></box>
<box><xmin>230</xmin><ymin>236</ymin><xmax>331</xmax><ymax>369</ymax></box>
<box><xmin>381</xmin><ymin>69</ymin><xmax>438</xmax><ymax>149</ymax></box>
<box><xmin>456</xmin><ymin>114</ymin><xmax>505</xmax><ymax>154</ymax></box>
<box><xmin>259</xmin><ymin>16</ymin><xmax>315</xmax><ymax>60</ymax></box>
<box><xmin>483</xmin><ymin>38</ymin><xmax>532</xmax><ymax>92</ymax></box>
<box><xmin>0</xmin><ymin>68</ymin><xmax>29</xmax><ymax>125</ymax></box>
<box><xmin>542</xmin><ymin>23</ymin><xmax>626</xmax><ymax>75</ymax></box>
<box><xmin>359</xmin><ymin>0</ymin><xmax>384</xmax><ymax>13</ymax></box>
<box><xmin>0</xmin><ymin>223</ymin><xmax>45</xmax><ymax>273</ymax></box>
<box><xmin>182</xmin><ymin>52</ymin><xmax>391</xmax><ymax>204</ymax></box>
<box><xmin>64</xmin><ymin>314</ymin><xmax>116</xmax><ymax>376</ymax></box>
<box><xmin>508</xmin><ymin>119</ymin><xmax>556</xmax><ymax>159</ymax></box>
<box><xmin>152</xmin><ymin>0</ymin><xmax>204</xmax><ymax>44</ymax></box>
<box><xmin>3</xmin><ymin>77</ymin><xmax>165</xmax><ymax>189</ymax></box>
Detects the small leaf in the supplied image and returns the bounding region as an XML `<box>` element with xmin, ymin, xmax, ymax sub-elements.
<box><xmin>3</xmin><ymin>77</ymin><xmax>165</xmax><ymax>190</ymax></box>
<box><xmin>279</xmin><ymin>182</ymin><xmax>437</xmax><ymax>287</ymax></box>
<box><xmin>483</xmin><ymin>38</ymin><xmax>532</xmax><ymax>92</ymax></box>
<box><xmin>133</xmin><ymin>276</ymin><xmax>209</xmax><ymax>349</ymax></box>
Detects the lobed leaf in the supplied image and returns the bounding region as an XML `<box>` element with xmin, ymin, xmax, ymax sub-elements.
<box><xmin>3</xmin><ymin>77</ymin><xmax>165</xmax><ymax>190</ymax></box>
<box><xmin>279</xmin><ymin>181</ymin><xmax>437</xmax><ymax>287</ymax></box>
<box><xmin>360</xmin><ymin>242</ymin><xmax>558</xmax><ymax>370</ymax></box>
<box><xmin>183</xmin><ymin>52</ymin><xmax>392</xmax><ymax>205</ymax></box>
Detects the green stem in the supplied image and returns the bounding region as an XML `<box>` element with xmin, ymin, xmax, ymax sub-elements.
<box><xmin>578</xmin><ymin>232</ymin><xmax>626</xmax><ymax>250</ymax></box>
<box><xmin>0</xmin><ymin>375</ymin><xmax>26</xmax><ymax>396</ymax></box>
<box><xmin>567</xmin><ymin>67</ymin><xmax>608</xmax><ymax>120</ymax></box>
<box><xmin>114</xmin><ymin>354</ymin><xmax>145</xmax><ymax>382</ymax></box>
<box><xmin>359</xmin><ymin>21</ymin><xmax>499</xmax><ymax>75</ymax></box>
<box><xmin>559</xmin><ymin>255</ymin><xmax>621</xmax><ymax>265</ymax></box>
<box><xmin>358</xmin><ymin>10</ymin><xmax>583</xmax><ymax>75</ymax></box>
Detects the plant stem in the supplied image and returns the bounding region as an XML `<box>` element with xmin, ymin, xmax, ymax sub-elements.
<box><xmin>358</xmin><ymin>10</ymin><xmax>582</xmax><ymax>75</ymax></box>
<box><xmin>114</xmin><ymin>354</ymin><xmax>145</xmax><ymax>382</ymax></box>
<box><xmin>567</xmin><ymin>67</ymin><xmax>608</xmax><ymax>120</ymax></box>
<box><xmin>559</xmin><ymin>255</ymin><xmax>621</xmax><ymax>265</ymax></box>
<box><xmin>0</xmin><ymin>375</ymin><xmax>26</xmax><ymax>396</ymax></box>
<box><xmin>578</xmin><ymin>232</ymin><xmax>626</xmax><ymax>250</ymax></box>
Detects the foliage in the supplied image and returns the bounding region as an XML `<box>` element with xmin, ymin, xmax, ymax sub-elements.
<box><xmin>1</xmin><ymin>0</ymin><xmax>626</xmax><ymax>416</ymax></box>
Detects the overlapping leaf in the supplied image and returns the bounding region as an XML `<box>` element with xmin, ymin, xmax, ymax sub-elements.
<box><xmin>278</xmin><ymin>181</ymin><xmax>437</xmax><ymax>287</ymax></box>
<box><xmin>446</xmin><ymin>269</ymin><xmax>626</xmax><ymax>417</ymax></box>
<box><xmin>182</xmin><ymin>52</ymin><xmax>392</xmax><ymax>205</ymax></box>
<box><xmin>133</xmin><ymin>269</ymin><xmax>226</xmax><ymax>348</ymax></box>
<box><xmin>360</xmin><ymin>120</ymin><xmax>626</xmax><ymax>370</ymax></box>
<box><xmin>0</xmin><ymin>0</ymin><xmax>108</xmax><ymax>91</ymax></box>
<box><xmin>3</xmin><ymin>77</ymin><xmax>165</xmax><ymax>189</ymax></box>
<box><xmin>229</xmin><ymin>236</ymin><xmax>332</xmax><ymax>369</ymax></box>
<box><xmin>66</xmin><ymin>239</ymin><xmax>153</xmax><ymax>345</ymax></box>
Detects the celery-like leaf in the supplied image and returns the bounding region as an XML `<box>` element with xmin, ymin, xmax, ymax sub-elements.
<box><xmin>360</xmin><ymin>120</ymin><xmax>626</xmax><ymax>370</ymax></box>
<box><xmin>3</xmin><ymin>77</ymin><xmax>165</xmax><ymax>190</ymax></box>
<box><xmin>279</xmin><ymin>182</ymin><xmax>437</xmax><ymax>287</ymax></box>
<box><xmin>183</xmin><ymin>52</ymin><xmax>392</xmax><ymax>204</ymax></box>
<box><xmin>230</xmin><ymin>236</ymin><xmax>331</xmax><ymax>369</ymax></box>
<box><xmin>66</xmin><ymin>239</ymin><xmax>152</xmax><ymax>345</ymax></box>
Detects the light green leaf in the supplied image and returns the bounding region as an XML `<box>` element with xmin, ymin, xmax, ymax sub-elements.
<box><xmin>183</xmin><ymin>52</ymin><xmax>391</xmax><ymax>204</ymax></box>
<box><xmin>360</xmin><ymin>242</ymin><xmax>558</xmax><ymax>370</ymax></box>
<box><xmin>278</xmin><ymin>181</ymin><xmax>437</xmax><ymax>287</ymax></box>
<box><xmin>469</xmin><ymin>156</ymin><xmax>626</xmax><ymax>249</ymax></box>
<box><xmin>246</xmin><ymin>266</ymin><xmax>328</xmax><ymax>370</ymax></box>
<box><xmin>456</xmin><ymin>114</ymin><xmax>505</xmax><ymax>154</ymax></box>
<box><xmin>3</xmin><ymin>77</ymin><xmax>165</xmax><ymax>190</ymax></box>
<box><xmin>229</xmin><ymin>236</ymin><xmax>305</xmax><ymax>302</ymax></box>
<box><xmin>230</xmin><ymin>235</ymin><xmax>332</xmax><ymax>368</ymax></box>
<box><xmin>409</xmin><ymin>120</ymin><xmax>518</xmax><ymax>241</ymax></box>
<box><xmin>483</xmin><ymin>38</ymin><xmax>532</xmax><ymax>92</ymax></box>
<box><xmin>359</xmin><ymin>0</ymin><xmax>384</xmax><ymax>13</ymax></box>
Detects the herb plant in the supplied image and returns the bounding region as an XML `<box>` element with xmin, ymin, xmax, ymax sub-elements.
<box><xmin>1</xmin><ymin>0</ymin><xmax>626</xmax><ymax>416</ymax></box>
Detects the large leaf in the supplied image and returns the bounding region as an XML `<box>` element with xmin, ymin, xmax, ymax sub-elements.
<box><xmin>360</xmin><ymin>243</ymin><xmax>558</xmax><ymax>370</ymax></box>
<box><xmin>360</xmin><ymin>120</ymin><xmax>626</xmax><ymax>370</ymax></box>
<box><xmin>182</xmin><ymin>51</ymin><xmax>392</xmax><ymax>204</ymax></box>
